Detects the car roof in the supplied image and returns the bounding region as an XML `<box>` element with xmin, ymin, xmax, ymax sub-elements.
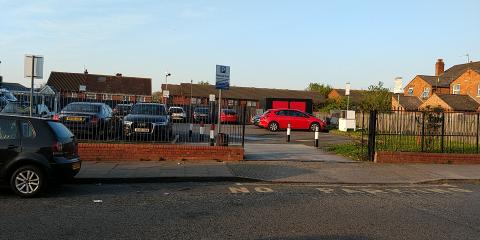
<box><xmin>169</xmin><ymin>106</ymin><xmax>183</xmax><ymax>109</ymax></box>
<box><xmin>135</xmin><ymin>103</ymin><xmax>166</xmax><ymax>106</ymax></box>
<box><xmin>68</xmin><ymin>102</ymin><xmax>106</xmax><ymax>106</ymax></box>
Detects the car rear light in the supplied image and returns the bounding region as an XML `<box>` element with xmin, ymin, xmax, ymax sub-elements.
<box><xmin>53</xmin><ymin>114</ymin><xmax>59</xmax><ymax>121</ymax></box>
<box><xmin>52</xmin><ymin>141</ymin><xmax>63</xmax><ymax>153</ymax></box>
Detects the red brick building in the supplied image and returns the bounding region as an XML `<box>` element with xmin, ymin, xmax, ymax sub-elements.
<box><xmin>47</xmin><ymin>71</ymin><xmax>152</xmax><ymax>102</ymax></box>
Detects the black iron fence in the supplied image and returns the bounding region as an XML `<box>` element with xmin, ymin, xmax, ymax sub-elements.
<box><xmin>359</xmin><ymin>110</ymin><xmax>480</xmax><ymax>160</ymax></box>
<box><xmin>3</xmin><ymin>92</ymin><xmax>258</xmax><ymax>147</ymax></box>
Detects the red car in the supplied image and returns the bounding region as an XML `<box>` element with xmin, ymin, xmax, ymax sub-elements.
<box><xmin>259</xmin><ymin>109</ymin><xmax>326</xmax><ymax>132</ymax></box>
<box><xmin>220</xmin><ymin>109</ymin><xmax>238</xmax><ymax>123</ymax></box>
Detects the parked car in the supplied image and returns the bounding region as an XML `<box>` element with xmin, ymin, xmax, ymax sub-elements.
<box><xmin>220</xmin><ymin>109</ymin><xmax>238</xmax><ymax>124</ymax></box>
<box><xmin>258</xmin><ymin>109</ymin><xmax>327</xmax><ymax>132</ymax></box>
<box><xmin>193</xmin><ymin>107</ymin><xmax>212</xmax><ymax>123</ymax></box>
<box><xmin>169</xmin><ymin>106</ymin><xmax>186</xmax><ymax>121</ymax></box>
<box><xmin>0</xmin><ymin>102</ymin><xmax>53</xmax><ymax>118</ymax></box>
<box><xmin>123</xmin><ymin>103</ymin><xmax>173</xmax><ymax>141</ymax></box>
<box><xmin>0</xmin><ymin>115</ymin><xmax>81</xmax><ymax>197</ymax></box>
<box><xmin>56</xmin><ymin>102</ymin><xmax>117</xmax><ymax>139</ymax></box>
<box><xmin>251</xmin><ymin>114</ymin><xmax>262</xmax><ymax>126</ymax></box>
<box><xmin>113</xmin><ymin>103</ymin><xmax>133</xmax><ymax>120</ymax></box>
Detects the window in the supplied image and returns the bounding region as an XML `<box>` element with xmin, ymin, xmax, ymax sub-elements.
<box><xmin>20</xmin><ymin>121</ymin><xmax>35</xmax><ymax>139</ymax></box>
<box><xmin>422</xmin><ymin>88</ymin><xmax>430</xmax><ymax>99</ymax></box>
<box><xmin>71</xmin><ymin>92</ymin><xmax>78</xmax><ymax>98</ymax></box>
<box><xmin>102</xmin><ymin>94</ymin><xmax>112</xmax><ymax>100</ymax></box>
<box><xmin>247</xmin><ymin>101</ymin><xmax>257</xmax><ymax>107</ymax></box>
<box><xmin>138</xmin><ymin>96</ymin><xmax>146</xmax><ymax>102</ymax></box>
<box><xmin>276</xmin><ymin>110</ymin><xmax>288</xmax><ymax>116</ymax></box>
<box><xmin>191</xmin><ymin>97</ymin><xmax>201</xmax><ymax>104</ymax></box>
<box><xmin>86</xmin><ymin>93</ymin><xmax>97</xmax><ymax>100</ymax></box>
<box><xmin>408</xmin><ymin>88</ymin><xmax>414</xmax><ymax>96</ymax></box>
<box><xmin>228</xmin><ymin>100</ymin><xmax>238</xmax><ymax>106</ymax></box>
<box><xmin>48</xmin><ymin>121</ymin><xmax>74</xmax><ymax>140</ymax></box>
<box><xmin>477</xmin><ymin>85</ymin><xmax>480</xmax><ymax>96</ymax></box>
<box><xmin>0</xmin><ymin>118</ymin><xmax>17</xmax><ymax>140</ymax></box>
<box><xmin>452</xmin><ymin>84</ymin><xmax>460</xmax><ymax>94</ymax></box>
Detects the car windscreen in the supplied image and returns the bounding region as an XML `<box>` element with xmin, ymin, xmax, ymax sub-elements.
<box><xmin>131</xmin><ymin>104</ymin><xmax>167</xmax><ymax>115</ymax></box>
<box><xmin>194</xmin><ymin>108</ymin><xmax>209</xmax><ymax>114</ymax></box>
<box><xmin>62</xmin><ymin>103</ymin><xmax>100</xmax><ymax>113</ymax></box>
<box><xmin>169</xmin><ymin>108</ymin><xmax>184</xmax><ymax>113</ymax></box>
<box><xmin>48</xmin><ymin>121</ymin><xmax>74</xmax><ymax>139</ymax></box>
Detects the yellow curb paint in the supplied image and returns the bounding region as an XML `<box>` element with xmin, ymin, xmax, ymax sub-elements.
<box><xmin>341</xmin><ymin>188</ymin><xmax>363</xmax><ymax>194</ymax></box>
<box><xmin>447</xmin><ymin>188</ymin><xmax>473</xmax><ymax>193</ymax></box>
<box><xmin>316</xmin><ymin>188</ymin><xmax>335</xmax><ymax>193</ymax></box>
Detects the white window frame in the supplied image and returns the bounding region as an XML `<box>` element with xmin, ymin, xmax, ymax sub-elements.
<box><xmin>86</xmin><ymin>93</ymin><xmax>97</xmax><ymax>100</ymax></box>
<box><xmin>452</xmin><ymin>84</ymin><xmax>460</xmax><ymax>94</ymax></box>
<box><xmin>138</xmin><ymin>96</ymin><xmax>145</xmax><ymax>102</ymax></box>
<box><xmin>71</xmin><ymin>92</ymin><xmax>78</xmax><ymax>98</ymax></box>
<box><xmin>123</xmin><ymin>95</ymin><xmax>129</xmax><ymax>102</ymax></box>
<box><xmin>408</xmin><ymin>87</ymin><xmax>414</xmax><ymax>96</ymax></box>
<box><xmin>102</xmin><ymin>94</ymin><xmax>112</xmax><ymax>100</ymax></box>
<box><xmin>477</xmin><ymin>85</ymin><xmax>480</xmax><ymax>96</ymax></box>
<box><xmin>190</xmin><ymin>97</ymin><xmax>201</xmax><ymax>104</ymax></box>
<box><xmin>422</xmin><ymin>88</ymin><xmax>430</xmax><ymax>99</ymax></box>
<box><xmin>247</xmin><ymin>101</ymin><xmax>257</xmax><ymax>107</ymax></box>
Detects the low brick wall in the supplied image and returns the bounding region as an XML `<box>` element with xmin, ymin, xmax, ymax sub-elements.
<box><xmin>78</xmin><ymin>143</ymin><xmax>244</xmax><ymax>161</ymax></box>
<box><xmin>375</xmin><ymin>151</ymin><xmax>480</xmax><ymax>164</ymax></box>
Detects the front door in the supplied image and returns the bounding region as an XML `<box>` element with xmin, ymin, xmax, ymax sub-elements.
<box><xmin>0</xmin><ymin>117</ymin><xmax>20</xmax><ymax>170</ymax></box>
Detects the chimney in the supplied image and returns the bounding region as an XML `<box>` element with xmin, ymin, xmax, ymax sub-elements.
<box><xmin>116</xmin><ymin>73</ymin><xmax>122</xmax><ymax>77</ymax></box>
<box><xmin>435</xmin><ymin>59</ymin><xmax>444</xmax><ymax>76</ymax></box>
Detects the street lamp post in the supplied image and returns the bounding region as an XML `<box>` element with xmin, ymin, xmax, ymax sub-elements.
<box><xmin>164</xmin><ymin>72</ymin><xmax>171</xmax><ymax>104</ymax></box>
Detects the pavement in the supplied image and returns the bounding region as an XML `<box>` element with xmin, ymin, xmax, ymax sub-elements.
<box><xmin>244</xmin><ymin>143</ymin><xmax>354</xmax><ymax>162</ymax></box>
<box><xmin>76</xmin><ymin>158</ymin><xmax>480</xmax><ymax>184</ymax></box>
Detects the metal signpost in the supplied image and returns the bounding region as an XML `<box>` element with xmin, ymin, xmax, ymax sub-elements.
<box><xmin>24</xmin><ymin>55</ymin><xmax>44</xmax><ymax>117</ymax></box>
<box><xmin>215</xmin><ymin>65</ymin><xmax>230</xmax><ymax>135</ymax></box>
<box><xmin>393</xmin><ymin>77</ymin><xmax>403</xmax><ymax>106</ymax></box>
<box><xmin>345</xmin><ymin>82</ymin><xmax>351</xmax><ymax>111</ymax></box>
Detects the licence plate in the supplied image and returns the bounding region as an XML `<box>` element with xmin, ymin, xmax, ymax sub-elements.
<box><xmin>66</xmin><ymin>117</ymin><xmax>83</xmax><ymax>122</ymax></box>
<box><xmin>72</xmin><ymin>162</ymin><xmax>81</xmax><ymax>170</ymax></box>
<box><xmin>134</xmin><ymin>128</ymin><xmax>150</xmax><ymax>133</ymax></box>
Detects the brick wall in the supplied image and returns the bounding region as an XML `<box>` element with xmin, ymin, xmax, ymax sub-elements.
<box><xmin>404</xmin><ymin>76</ymin><xmax>432</xmax><ymax>98</ymax></box>
<box><xmin>419</xmin><ymin>93</ymin><xmax>451</xmax><ymax>111</ymax></box>
<box><xmin>78</xmin><ymin>143</ymin><xmax>244</xmax><ymax>161</ymax></box>
<box><xmin>375</xmin><ymin>151</ymin><xmax>480</xmax><ymax>164</ymax></box>
<box><xmin>450</xmin><ymin>69</ymin><xmax>480</xmax><ymax>99</ymax></box>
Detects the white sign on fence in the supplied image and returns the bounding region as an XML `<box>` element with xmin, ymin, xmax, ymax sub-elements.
<box><xmin>24</xmin><ymin>55</ymin><xmax>44</xmax><ymax>79</ymax></box>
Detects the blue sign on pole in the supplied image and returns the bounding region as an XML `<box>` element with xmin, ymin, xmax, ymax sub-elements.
<box><xmin>215</xmin><ymin>65</ymin><xmax>230</xmax><ymax>90</ymax></box>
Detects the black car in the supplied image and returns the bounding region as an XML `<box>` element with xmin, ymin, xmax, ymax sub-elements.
<box><xmin>123</xmin><ymin>103</ymin><xmax>173</xmax><ymax>141</ymax></box>
<box><xmin>0</xmin><ymin>115</ymin><xmax>81</xmax><ymax>197</ymax></box>
<box><xmin>57</xmin><ymin>102</ymin><xmax>117</xmax><ymax>139</ymax></box>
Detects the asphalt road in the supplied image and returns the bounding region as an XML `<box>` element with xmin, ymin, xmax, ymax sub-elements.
<box><xmin>1</xmin><ymin>182</ymin><xmax>479</xmax><ymax>240</ymax></box>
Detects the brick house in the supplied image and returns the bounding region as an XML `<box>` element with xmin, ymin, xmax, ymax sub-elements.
<box><xmin>449</xmin><ymin>66</ymin><xmax>480</xmax><ymax>99</ymax></box>
<box><xmin>327</xmin><ymin>89</ymin><xmax>366</xmax><ymax>106</ymax></box>
<box><xmin>47</xmin><ymin>71</ymin><xmax>152</xmax><ymax>102</ymax></box>
<box><xmin>391</xmin><ymin>95</ymin><xmax>423</xmax><ymax>111</ymax></box>
<box><xmin>404</xmin><ymin>59</ymin><xmax>480</xmax><ymax>100</ymax></box>
<box><xmin>419</xmin><ymin>93</ymin><xmax>480</xmax><ymax>112</ymax></box>
<box><xmin>162</xmin><ymin>83</ymin><xmax>325</xmax><ymax>111</ymax></box>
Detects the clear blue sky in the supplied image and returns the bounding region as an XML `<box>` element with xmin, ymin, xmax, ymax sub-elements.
<box><xmin>0</xmin><ymin>0</ymin><xmax>479</xmax><ymax>92</ymax></box>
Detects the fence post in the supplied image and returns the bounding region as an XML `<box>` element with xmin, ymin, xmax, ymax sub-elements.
<box><xmin>367</xmin><ymin>110</ymin><xmax>377</xmax><ymax>161</ymax></box>
<box><xmin>314</xmin><ymin>126</ymin><xmax>319</xmax><ymax>147</ymax></box>
<box><xmin>286</xmin><ymin>123</ymin><xmax>291</xmax><ymax>142</ymax></box>
<box><xmin>421</xmin><ymin>112</ymin><xmax>425</xmax><ymax>152</ymax></box>
<box><xmin>361</xmin><ymin>111</ymin><xmax>365</xmax><ymax>159</ymax></box>
<box><xmin>477</xmin><ymin>113</ymin><xmax>479</xmax><ymax>154</ymax></box>
<box><xmin>242</xmin><ymin>106</ymin><xmax>246</xmax><ymax>148</ymax></box>
<box><xmin>441</xmin><ymin>112</ymin><xmax>445</xmax><ymax>153</ymax></box>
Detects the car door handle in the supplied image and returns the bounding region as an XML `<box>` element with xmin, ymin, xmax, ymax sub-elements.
<box><xmin>7</xmin><ymin>145</ymin><xmax>19</xmax><ymax>150</ymax></box>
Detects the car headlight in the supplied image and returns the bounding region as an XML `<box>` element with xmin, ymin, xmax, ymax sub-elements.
<box><xmin>123</xmin><ymin>120</ymin><xmax>133</xmax><ymax>125</ymax></box>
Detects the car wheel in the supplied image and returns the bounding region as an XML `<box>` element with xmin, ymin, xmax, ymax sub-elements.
<box><xmin>310</xmin><ymin>122</ymin><xmax>320</xmax><ymax>132</ymax></box>
<box><xmin>10</xmin><ymin>165</ymin><xmax>46</xmax><ymax>198</ymax></box>
<box><xmin>268</xmin><ymin>122</ymin><xmax>279</xmax><ymax>132</ymax></box>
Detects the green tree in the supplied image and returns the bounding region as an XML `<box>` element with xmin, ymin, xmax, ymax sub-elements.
<box><xmin>198</xmin><ymin>81</ymin><xmax>210</xmax><ymax>85</ymax></box>
<box><xmin>360</xmin><ymin>81</ymin><xmax>391</xmax><ymax>112</ymax></box>
<box><xmin>306</xmin><ymin>82</ymin><xmax>332</xmax><ymax>98</ymax></box>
